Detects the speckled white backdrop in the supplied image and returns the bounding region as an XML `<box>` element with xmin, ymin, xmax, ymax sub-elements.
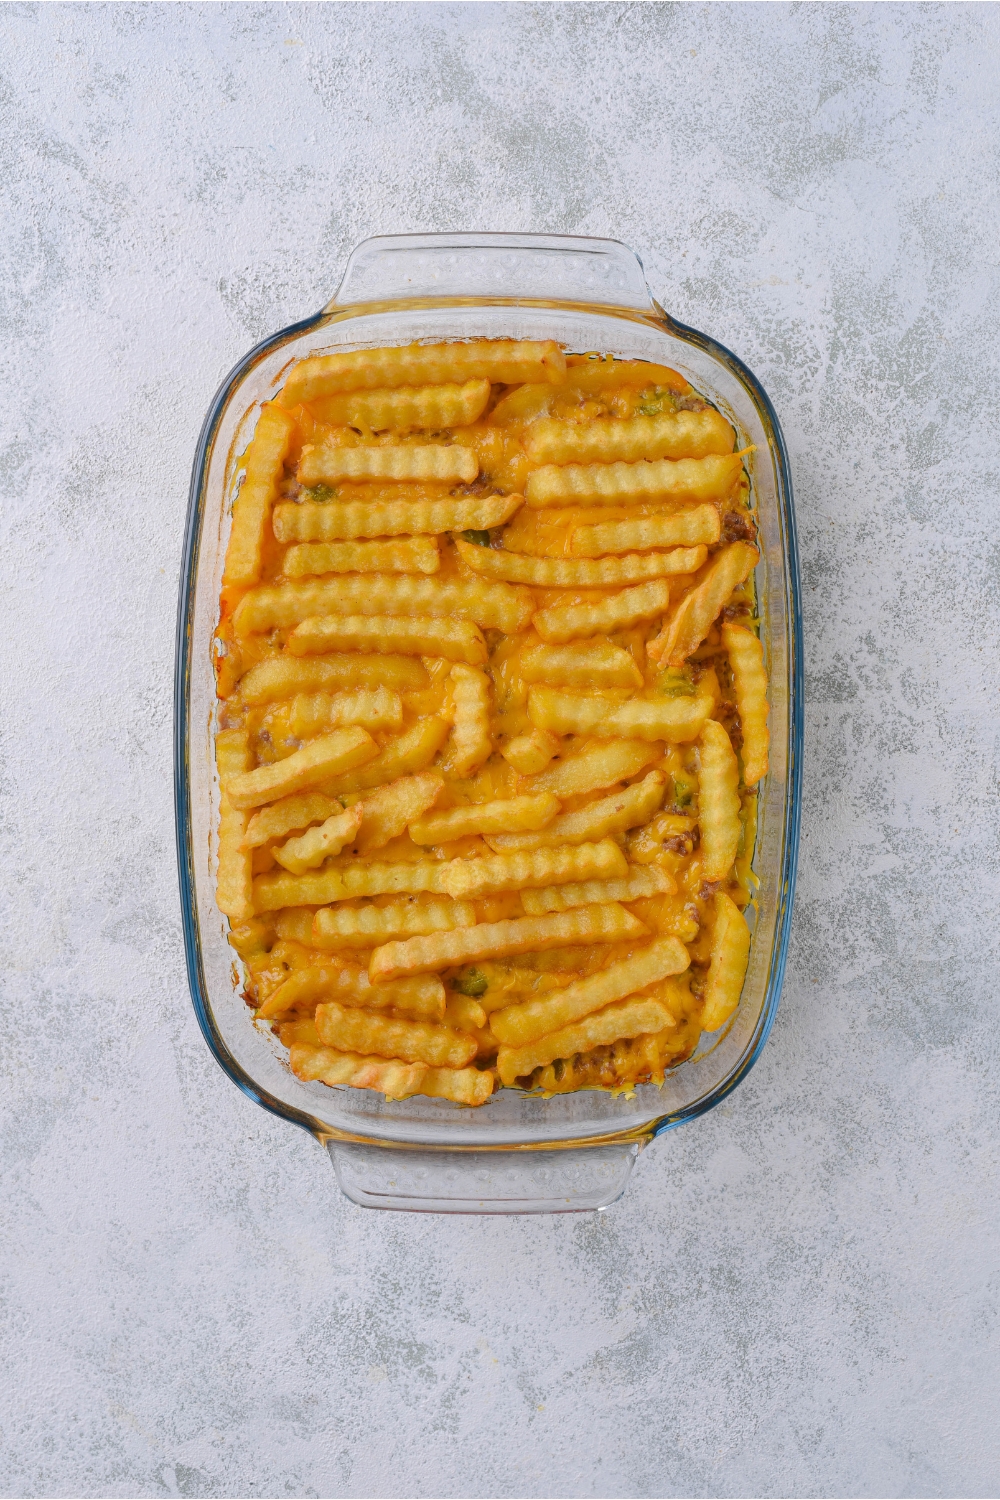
<box><xmin>2</xmin><ymin>3</ymin><xmax>999</xmax><ymax>1496</ymax></box>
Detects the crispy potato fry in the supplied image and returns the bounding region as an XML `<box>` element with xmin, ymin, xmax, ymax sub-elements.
<box><xmin>240</xmin><ymin>654</ymin><xmax>427</xmax><ymax>704</ymax></box>
<box><xmin>279</xmin><ymin>340</ymin><xmax>566</xmax><ymax>404</ymax></box>
<box><xmin>485</xmin><ymin>771</ymin><xmax>666</xmax><ymax>852</ymax></box>
<box><xmin>569</xmin><ymin>505</ymin><xmax>721</xmax><ymax>557</ymax></box>
<box><xmin>525</xmin><ymin>452</ymin><xmax>745</xmax><ymax>508</ymax></box>
<box><xmin>525</xmin><ymin>410</ymin><xmax>734</xmax><ymax>465</ymax></box>
<box><xmin>411</xmin><ymin>1066</ymin><xmax>495</xmax><ymax>1106</ymax></box>
<box><xmin>284</xmin><ymin>537</ymin><xmax>440</xmax><ymax>578</ymax></box>
<box><xmin>528</xmin><ymin>686</ymin><xmax>710</xmax><ymax>744</ymax></box>
<box><xmin>258</xmin><ymin>963</ymin><xmax>446</xmax><ymax>1022</ymax></box>
<box><xmin>564</xmin><ymin>355</ymin><xmax>688</xmax><ymax>393</ymax></box>
<box><xmin>491</xmin><ymin>936</ymin><xmax>689</xmax><ymax>1047</ymax></box>
<box><xmin>222</xmin><ymin>404</ymin><xmax>297</xmax><ymax>589</ymax></box>
<box><xmin>313</xmin><ymin>897</ymin><xmax>475</xmax><ymax>947</ymax></box>
<box><xmin>408</xmin><ymin>792</ymin><xmax>560</xmax><ymax>845</ymax></box>
<box><xmin>215</xmin><ymin>730</ymin><xmax>253</xmax><ymax>920</ymax></box>
<box><xmin>290</xmin><ymin>1044</ymin><xmax>428</xmax><ymax>1099</ymax></box>
<box><xmin>440</xmin><ymin>839</ymin><xmax>627</xmax><ymax>900</ymax></box>
<box><xmin>289</xmin><ymin>686</ymin><xmax>403</xmax><ymax>738</ymax></box>
<box><xmin>454</xmin><ymin>536</ymin><xmax>705</xmax><ymax>587</ymax></box>
<box><xmin>225</xmin><ymin>726</ymin><xmax>378</xmax><ymax>811</ymax></box>
<box><xmin>528</xmin><ymin>739</ymin><xmax>662</xmax><ymax>798</ymax></box>
<box><xmin>309</xmin><ymin>377</ymin><xmax>491</xmax><ymax>431</ymax></box>
<box><xmin>288</xmin><ymin>614</ymin><xmax>487</xmax><ymax>665</ymax></box>
<box><xmin>521</xmin><ymin>864</ymin><xmax>675</xmax><ymax>914</ymax></box>
<box><xmin>519</xmin><ymin>641</ymin><xmax>643</xmax><ymax>690</ymax></box>
<box><xmin>700</xmin><ymin>891</ymin><xmax>751</xmax><ymax>1032</ymax></box>
<box><xmin>321</xmin><ymin>718</ymin><xmax>450</xmax><ymax>797</ymax></box>
<box><xmin>298</xmin><ymin>442</ymin><xmax>478</xmax><ymax>487</ymax></box>
<box><xmin>697</xmin><ymin>720</ymin><xmax>741</xmax><ymax>882</ymax></box>
<box><xmin>233</xmin><ymin>574</ymin><xmax>532</xmax><ymax>635</ymax></box>
<box><xmin>273</xmin><ymin>805</ymin><xmax>364</xmax><ymax>875</ymax></box>
<box><xmin>273</xmin><ymin>493</ymin><xmax>522</xmax><ymax>543</ymax></box>
<box><xmin>369</xmin><ymin>903</ymin><xmax>647</xmax><ymax>982</ymax></box>
<box><xmin>500</xmin><ymin>728</ymin><xmax>561</xmax><ymax>775</ymax></box>
<box><xmin>722</xmin><ymin>622</ymin><xmax>770</xmax><ymax>785</ymax></box>
<box><xmin>648</xmin><ymin>542</ymin><xmax>759</xmax><ymax>666</ymax></box>
<box><xmin>530</xmin><ymin>1032</ymin><xmax>668</xmax><ymax>1093</ymax></box>
<box><xmin>253</xmin><ymin>857</ymin><xmax>447</xmax><ymax>913</ymax></box>
<box><xmin>533</xmin><ymin>578</ymin><xmax>671</xmax><ymax>644</ymax></box>
<box><xmin>315</xmin><ymin>1001</ymin><xmax>477</xmax><ymax>1068</ymax></box>
<box><xmin>497</xmin><ymin>995</ymin><xmax>673</xmax><ymax>1086</ymax></box>
<box><xmin>444</xmin><ymin>664</ymin><xmax>493</xmax><ymax>776</ymax></box>
<box><xmin>353</xmin><ymin>772</ymin><xmax>444</xmax><ymax>854</ymax></box>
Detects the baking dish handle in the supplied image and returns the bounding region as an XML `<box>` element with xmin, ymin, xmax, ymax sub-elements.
<box><xmin>328</xmin><ymin>1140</ymin><xmax>641</xmax><ymax>1215</ymax></box>
<box><xmin>326</xmin><ymin>231</ymin><xmax>659</xmax><ymax>314</ymax></box>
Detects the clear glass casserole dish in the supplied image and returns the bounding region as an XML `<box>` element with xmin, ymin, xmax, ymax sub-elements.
<box><xmin>174</xmin><ymin>233</ymin><xmax>802</xmax><ymax>1214</ymax></box>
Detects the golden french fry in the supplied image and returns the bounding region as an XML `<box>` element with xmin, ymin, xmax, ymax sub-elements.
<box><xmin>697</xmin><ymin>720</ymin><xmax>741</xmax><ymax>882</ymax></box>
<box><xmin>528</xmin><ymin>686</ymin><xmax>710</xmax><ymax>744</ymax></box>
<box><xmin>290</xmin><ymin>1044</ymin><xmax>429</xmax><ymax>1099</ymax></box>
<box><xmin>408</xmin><ymin>792</ymin><xmax>560</xmax><ymax>845</ymax></box>
<box><xmin>273</xmin><ymin>493</ymin><xmax>522</xmax><ymax>543</ymax></box>
<box><xmin>528</xmin><ymin>739</ymin><xmax>662</xmax><ymax>798</ymax></box>
<box><xmin>273</xmin><ymin>805</ymin><xmax>363</xmax><ymax>875</ymax></box>
<box><xmin>279</xmin><ymin>339</ymin><xmax>566</xmax><ymax>404</ymax></box>
<box><xmin>289</xmin><ymin>686</ymin><xmax>403</xmax><ymax>738</ymax></box>
<box><xmin>500</xmin><ymin>728</ymin><xmax>561</xmax><ymax>775</ymax></box>
<box><xmin>491</xmin><ymin>936</ymin><xmax>689</xmax><ymax>1047</ymax></box>
<box><xmin>531</xmin><ymin>1032</ymin><xmax>671</xmax><ymax>1094</ymax></box>
<box><xmin>233</xmin><ymin>574</ymin><xmax>533</xmax><ymax>635</ymax></box>
<box><xmin>563</xmin><ymin>354</ymin><xmax>688</xmax><ymax>393</ymax></box>
<box><xmin>215</xmin><ymin>730</ymin><xmax>253</xmax><ymax>920</ymax></box>
<box><xmin>521</xmin><ymin>864</ymin><xmax>675</xmax><ymax>914</ymax></box>
<box><xmin>454</xmin><ymin>536</ymin><xmax>706</xmax><ymax>587</ymax></box>
<box><xmin>313</xmin><ymin>897</ymin><xmax>476</xmax><ymax>947</ymax></box>
<box><xmin>440</xmin><ymin>839</ymin><xmax>627</xmax><ymax>900</ymax></box>
<box><xmin>722</xmin><ymin>622</ymin><xmax>770</xmax><ymax>785</ymax></box>
<box><xmin>497</xmin><ymin>995</ymin><xmax>673</xmax><ymax>1087</ymax></box>
<box><xmin>519</xmin><ymin>641</ymin><xmax>642</xmax><ymax>690</ymax></box>
<box><xmin>258</xmin><ymin>962</ymin><xmax>446</xmax><ymax>1022</ymax></box>
<box><xmin>443</xmin><ymin>994</ymin><xmax>488</xmax><ymax>1032</ymax></box>
<box><xmin>288</xmin><ymin>614</ymin><xmax>487</xmax><ymax>665</ymax></box>
<box><xmin>486</xmin><ymin>770</ymin><xmax>666</xmax><ymax>852</ymax></box>
<box><xmin>298</xmin><ymin>443</ymin><xmax>478</xmax><ymax>487</ymax></box>
<box><xmin>444</xmin><ymin>664</ymin><xmax>493</xmax><ymax>776</ymax></box>
<box><xmin>369</xmin><ymin>903</ymin><xmax>647</xmax><ymax>982</ymax></box>
<box><xmin>533</xmin><ymin>579</ymin><xmax>671</xmax><ymax>644</ymax></box>
<box><xmin>240</xmin><ymin>654</ymin><xmax>427</xmax><ymax>704</ymax></box>
<box><xmin>410</xmin><ymin>1066</ymin><xmax>494</xmax><ymax>1106</ymax></box>
<box><xmin>354</xmin><ymin>772</ymin><xmax>444</xmax><ymax>854</ymax></box>
<box><xmin>321</xmin><ymin>718</ymin><xmax>450</xmax><ymax>798</ymax></box>
<box><xmin>222</xmin><ymin>404</ymin><xmax>297</xmax><ymax>589</ymax></box>
<box><xmin>700</xmin><ymin>891</ymin><xmax>751</xmax><ymax>1032</ymax></box>
<box><xmin>309</xmin><ymin>377</ymin><xmax>491</xmax><ymax>431</ymax></box>
<box><xmin>253</xmin><ymin>856</ymin><xmax>447</xmax><ymax>913</ymax></box>
<box><xmin>225</xmin><ymin>726</ymin><xmax>378</xmax><ymax>811</ymax></box>
<box><xmin>525</xmin><ymin>410</ymin><xmax>734</xmax><ymax>465</ymax></box>
<box><xmin>569</xmin><ymin>505</ymin><xmax>721</xmax><ymax>557</ymax></box>
<box><xmin>315</xmin><ymin>1001</ymin><xmax>477</xmax><ymax>1068</ymax></box>
<box><xmin>273</xmin><ymin>908</ymin><xmax>318</xmax><ymax>944</ymax></box>
<box><xmin>525</xmin><ymin>452</ymin><xmax>745</xmax><ymax>508</ymax></box>
<box><xmin>648</xmin><ymin>542</ymin><xmax>759</xmax><ymax>666</ymax></box>
<box><xmin>284</xmin><ymin>537</ymin><xmax>440</xmax><ymax>578</ymax></box>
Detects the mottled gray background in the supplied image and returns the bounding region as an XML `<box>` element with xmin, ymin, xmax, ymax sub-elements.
<box><xmin>2</xmin><ymin>3</ymin><xmax>998</xmax><ymax>1496</ymax></box>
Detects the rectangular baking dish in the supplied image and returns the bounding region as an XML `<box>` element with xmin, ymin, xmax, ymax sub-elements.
<box><xmin>174</xmin><ymin>232</ymin><xmax>802</xmax><ymax>1214</ymax></box>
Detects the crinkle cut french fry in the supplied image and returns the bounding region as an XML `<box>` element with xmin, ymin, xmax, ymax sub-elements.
<box><xmin>215</xmin><ymin>730</ymin><xmax>253</xmax><ymax>919</ymax></box>
<box><xmin>528</xmin><ymin>686</ymin><xmax>711</xmax><ymax>744</ymax></box>
<box><xmin>485</xmin><ymin>771</ymin><xmax>666</xmax><ymax>852</ymax></box>
<box><xmin>288</xmin><ymin>614</ymin><xmax>487</xmax><ymax>665</ymax></box>
<box><xmin>353</xmin><ymin>772</ymin><xmax>444</xmax><ymax>854</ymax></box>
<box><xmin>309</xmin><ymin>377</ymin><xmax>491</xmax><ymax>431</ymax></box>
<box><xmin>700</xmin><ymin>891</ymin><xmax>751</xmax><ymax>1033</ymax></box>
<box><xmin>272</xmin><ymin>493</ymin><xmax>522</xmax><ymax>543</ymax></box>
<box><xmin>320</xmin><ymin>718</ymin><xmax>450</xmax><ymax>798</ymax></box>
<box><xmin>233</xmin><ymin>574</ymin><xmax>533</xmax><ymax>635</ymax></box>
<box><xmin>722</xmin><ymin>622</ymin><xmax>770</xmax><ymax>785</ymax></box>
<box><xmin>648</xmin><ymin>542</ymin><xmax>759</xmax><ymax>666</ymax></box>
<box><xmin>519</xmin><ymin>641</ymin><xmax>642</xmax><ymax>690</ymax></box>
<box><xmin>500</xmin><ymin>728</ymin><xmax>561</xmax><ymax>775</ymax></box>
<box><xmin>410</xmin><ymin>1066</ymin><xmax>495</xmax><ymax>1106</ymax></box>
<box><xmin>240</xmin><ymin>653</ymin><xmax>427</xmax><ymax>705</ymax></box>
<box><xmin>273</xmin><ymin>805</ymin><xmax>363</xmax><ymax>875</ymax></box>
<box><xmin>454</xmin><ymin>536</ymin><xmax>706</xmax><ymax>587</ymax></box>
<box><xmin>225</xmin><ymin>726</ymin><xmax>378</xmax><ymax>811</ymax></box>
<box><xmin>290</xmin><ymin>1044</ymin><xmax>428</xmax><ymax>1100</ymax></box>
<box><xmin>242</xmin><ymin>793</ymin><xmax>347</xmax><ymax>847</ymax></box>
<box><xmin>257</xmin><ymin>963</ymin><xmax>446</xmax><ymax>1022</ymax></box>
<box><xmin>491</xmin><ymin>936</ymin><xmax>689</xmax><ymax>1047</ymax></box>
<box><xmin>408</xmin><ymin>792</ymin><xmax>560</xmax><ymax>845</ymax></box>
<box><xmin>369</xmin><ymin>903</ymin><xmax>647</xmax><ymax>982</ymax></box>
<box><xmin>532</xmin><ymin>1032</ymin><xmax>670</xmax><ymax>1094</ymax></box>
<box><xmin>222</xmin><ymin>404</ymin><xmax>297</xmax><ymax>589</ymax></box>
<box><xmin>533</xmin><ymin>579</ymin><xmax>672</xmax><ymax>644</ymax></box>
<box><xmin>521</xmin><ymin>864</ymin><xmax>675</xmax><ymax>914</ymax></box>
<box><xmin>564</xmin><ymin>355</ymin><xmax>688</xmax><ymax>393</ymax></box>
<box><xmin>284</xmin><ymin>537</ymin><xmax>440</xmax><ymax>578</ymax></box>
<box><xmin>298</xmin><ymin>442</ymin><xmax>478</xmax><ymax>487</ymax></box>
<box><xmin>697</xmin><ymin>720</ymin><xmax>741</xmax><ymax>882</ymax></box>
<box><xmin>279</xmin><ymin>339</ymin><xmax>566</xmax><ymax>405</ymax></box>
<box><xmin>497</xmin><ymin>995</ymin><xmax>673</xmax><ymax>1087</ymax></box>
<box><xmin>315</xmin><ymin>1001</ymin><xmax>478</xmax><ymax>1068</ymax></box>
<box><xmin>525</xmin><ymin>410</ymin><xmax>735</xmax><ymax>465</ymax></box>
<box><xmin>528</xmin><ymin>739</ymin><xmax>662</xmax><ymax>798</ymax></box>
<box><xmin>253</xmin><ymin>856</ymin><xmax>448</xmax><ymax>913</ymax></box>
<box><xmin>313</xmin><ymin>897</ymin><xmax>476</xmax><ymax>946</ymax></box>
<box><xmin>439</xmin><ymin>839</ymin><xmax>627</xmax><ymax>900</ymax></box>
<box><xmin>569</xmin><ymin>505</ymin><xmax>721</xmax><ymax>558</ymax></box>
<box><xmin>289</xmin><ymin>686</ymin><xmax>403</xmax><ymax>738</ymax></box>
<box><xmin>525</xmin><ymin>452</ymin><xmax>745</xmax><ymax>509</ymax></box>
<box><xmin>445</xmin><ymin>664</ymin><xmax>493</xmax><ymax>776</ymax></box>
<box><xmin>272</xmin><ymin>908</ymin><xmax>318</xmax><ymax>945</ymax></box>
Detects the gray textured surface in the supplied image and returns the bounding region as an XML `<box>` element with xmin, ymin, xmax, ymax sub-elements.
<box><xmin>1</xmin><ymin>3</ymin><xmax>998</xmax><ymax>1496</ymax></box>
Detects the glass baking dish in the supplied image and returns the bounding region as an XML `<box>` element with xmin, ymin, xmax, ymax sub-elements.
<box><xmin>174</xmin><ymin>233</ymin><xmax>802</xmax><ymax>1214</ymax></box>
